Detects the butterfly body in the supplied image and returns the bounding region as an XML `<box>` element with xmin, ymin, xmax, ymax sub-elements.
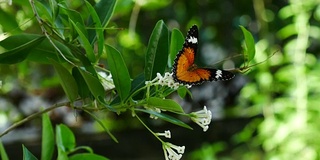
<box><xmin>172</xmin><ymin>25</ymin><xmax>235</xmax><ymax>85</ymax></box>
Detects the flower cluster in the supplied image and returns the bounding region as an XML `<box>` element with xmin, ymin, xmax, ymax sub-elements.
<box><xmin>163</xmin><ymin>142</ymin><xmax>185</xmax><ymax>160</ymax></box>
<box><xmin>190</xmin><ymin>106</ymin><xmax>212</xmax><ymax>132</ymax></box>
<box><xmin>145</xmin><ymin>72</ymin><xmax>192</xmax><ymax>90</ymax></box>
<box><xmin>98</xmin><ymin>71</ymin><xmax>115</xmax><ymax>91</ymax></box>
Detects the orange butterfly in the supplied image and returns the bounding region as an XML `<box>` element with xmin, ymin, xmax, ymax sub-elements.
<box><xmin>172</xmin><ymin>25</ymin><xmax>235</xmax><ymax>85</ymax></box>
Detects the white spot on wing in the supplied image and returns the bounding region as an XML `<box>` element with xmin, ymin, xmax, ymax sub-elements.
<box><xmin>187</xmin><ymin>36</ymin><xmax>197</xmax><ymax>44</ymax></box>
<box><xmin>215</xmin><ymin>70</ymin><xmax>222</xmax><ymax>79</ymax></box>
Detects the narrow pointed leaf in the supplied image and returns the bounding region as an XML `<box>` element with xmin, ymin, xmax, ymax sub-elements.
<box><xmin>85</xmin><ymin>1</ymin><xmax>104</xmax><ymax>58</ymax></box>
<box><xmin>145</xmin><ymin>20</ymin><xmax>169</xmax><ymax>81</ymax></box>
<box><xmin>77</xmin><ymin>67</ymin><xmax>105</xmax><ymax>100</ymax></box>
<box><xmin>22</xmin><ymin>145</ymin><xmax>38</xmax><ymax>160</ymax></box>
<box><xmin>0</xmin><ymin>36</ymin><xmax>45</xmax><ymax>64</ymax></box>
<box><xmin>135</xmin><ymin>109</ymin><xmax>192</xmax><ymax>130</ymax></box>
<box><xmin>41</xmin><ymin>113</ymin><xmax>54</xmax><ymax>160</ymax></box>
<box><xmin>240</xmin><ymin>26</ymin><xmax>255</xmax><ymax>62</ymax></box>
<box><xmin>70</xmin><ymin>20</ymin><xmax>96</xmax><ymax>62</ymax></box>
<box><xmin>50</xmin><ymin>59</ymin><xmax>78</xmax><ymax>102</ymax></box>
<box><xmin>146</xmin><ymin>97</ymin><xmax>184</xmax><ymax>113</ymax></box>
<box><xmin>0</xmin><ymin>140</ymin><xmax>9</xmax><ymax>160</ymax></box>
<box><xmin>169</xmin><ymin>28</ymin><xmax>184</xmax><ymax>68</ymax></box>
<box><xmin>88</xmin><ymin>0</ymin><xmax>117</xmax><ymax>42</ymax></box>
<box><xmin>72</xmin><ymin>67</ymin><xmax>92</xmax><ymax>99</ymax></box>
<box><xmin>106</xmin><ymin>44</ymin><xmax>131</xmax><ymax>101</ymax></box>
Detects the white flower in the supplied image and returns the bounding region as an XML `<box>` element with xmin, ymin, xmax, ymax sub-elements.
<box><xmin>156</xmin><ymin>130</ymin><xmax>171</xmax><ymax>138</ymax></box>
<box><xmin>146</xmin><ymin>107</ymin><xmax>161</xmax><ymax>119</ymax></box>
<box><xmin>163</xmin><ymin>142</ymin><xmax>185</xmax><ymax>160</ymax></box>
<box><xmin>145</xmin><ymin>72</ymin><xmax>191</xmax><ymax>90</ymax></box>
<box><xmin>98</xmin><ymin>71</ymin><xmax>115</xmax><ymax>91</ymax></box>
<box><xmin>190</xmin><ymin>106</ymin><xmax>212</xmax><ymax>132</ymax></box>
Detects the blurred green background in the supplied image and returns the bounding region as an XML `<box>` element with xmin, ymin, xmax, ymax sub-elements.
<box><xmin>1</xmin><ymin>0</ymin><xmax>320</xmax><ymax>159</ymax></box>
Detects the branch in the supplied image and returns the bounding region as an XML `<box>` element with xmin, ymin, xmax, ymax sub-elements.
<box><xmin>0</xmin><ymin>101</ymin><xmax>70</xmax><ymax>137</ymax></box>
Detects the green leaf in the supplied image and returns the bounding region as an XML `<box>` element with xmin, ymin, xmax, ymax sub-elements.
<box><xmin>169</xmin><ymin>28</ymin><xmax>184</xmax><ymax>68</ymax></box>
<box><xmin>85</xmin><ymin>1</ymin><xmax>104</xmax><ymax>58</ymax></box>
<box><xmin>0</xmin><ymin>34</ymin><xmax>76</xmax><ymax>64</ymax></box>
<box><xmin>34</xmin><ymin>1</ymin><xmax>54</xmax><ymax>24</ymax></box>
<box><xmin>41</xmin><ymin>113</ymin><xmax>54</xmax><ymax>160</ymax></box>
<box><xmin>0</xmin><ymin>139</ymin><xmax>9</xmax><ymax>160</ymax></box>
<box><xmin>69</xmin><ymin>153</ymin><xmax>109</xmax><ymax>160</ymax></box>
<box><xmin>106</xmin><ymin>44</ymin><xmax>131</xmax><ymax>101</ymax></box>
<box><xmin>135</xmin><ymin>108</ymin><xmax>192</xmax><ymax>129</ymax></box>
<box><xmin>70</xmin><ymin>20</ymin><xmax>96</xmax><ymax>63</ymax></box>
<box><xmin>50</xmin><ymin>59</ymin><xmax>78</xmax><ymax>102</ymax></box>
<box><xmin>239</xmin><ymin>26</ymin><xmax>255</xmax><ymax>63</ymax></box>
<box><xmin>0</xmin><ymin>36</ymin><xmax>45</xmax><ymax>64</ymax></box>
<box><xmin>72</xmin><ymin>67</ymin><xmax>93</xmax><ymax>99</ymax></box>
<box><xmin>0</xmin><ymin>9</ymin><xmax>21</xmax><ymax>34</ymax></box>
<box><xmin>56</xmin><ymin>124</ymin><xmax>74</xmax><ymax>160</ymax></box>
<box><xmin>88</xmin><ymin>0</ymin><xmax>117</xmax><ymax>42</ymax></box>
<box><xmin>177</xmin><ymin>87</ymin><xmax>192</xmax><ymax>99</ymax></box>
<box><xmin>22</xmin><ymin>145</ymin><xmax>38</xmax><ymax>160</ymax></box>
<box><xmin>145</xmin><ymin>20</ymin><xmax>169</xmax><ymax>81</ymax></box>
<box><xmin>146</xmin><ymin>97</ymin><xmax>185</xmax><ymax>113</ymax></box>
<box><xmin>56</xmin><ymin>124</ymin><xmax>76</xmax><ymax>152</ymax></box>
<box><xmin>77</xmin><ymin>67</ymin><xmax>106</xmax><ymax>100</ymax></box>
<box><xmin>58</xmin><ymin>3</ymin><xmax>86</xmax><ymax>31</ymax></box>
<box><xmin>130</xmin><ymin>73</ymin><xmax>146</xmax><ymax>100</ymax></box>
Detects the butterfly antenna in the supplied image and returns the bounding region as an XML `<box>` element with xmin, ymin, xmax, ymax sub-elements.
<box><xmin>211</xmin><ymin>53</ymin><xmax>243</xmax><ymax>66</ymax></box>
<box><xmin>229</xmin><ymin>50</ymin><xmax>279</xmax><ymax>73</ymax></box>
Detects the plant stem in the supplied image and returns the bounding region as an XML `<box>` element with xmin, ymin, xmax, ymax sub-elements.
<box><xmin>0</xmin><ymin>101</ymin><xmax>70</xmax><ymax>137</ymax></box>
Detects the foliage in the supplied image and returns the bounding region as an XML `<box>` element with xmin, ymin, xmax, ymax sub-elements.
<box><xmin>0</xmin><ymin>0</ymin><xmax>252</xmax><ymax>159</ymax></box>
<box><xmin>23</xmin><ymin>113</ymin><xmax>109</xmax><ymax>160</ymax></box>
<box><xmin>5</xmin><ymin>0</ymin><xmax>317</xmax><ymax>160</ymax></box>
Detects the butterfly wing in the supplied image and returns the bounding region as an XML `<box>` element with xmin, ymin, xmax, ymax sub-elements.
<box><xmin>172</xmin><ymin>25</ymin><xmax>235</xmax><ymax>85</ymax></box>
<box><xmin>172</xmin><ymin>25</ymin><xmax>199</xmax><ymax>84</ymax></box>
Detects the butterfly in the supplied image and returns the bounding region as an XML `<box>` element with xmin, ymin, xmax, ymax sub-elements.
<box><xmin>172</xmin><ymin>25</ymin><xmax>235</xmax><ymax>85</ymax></box>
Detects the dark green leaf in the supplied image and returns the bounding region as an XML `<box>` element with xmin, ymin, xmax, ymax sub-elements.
<box><xmin>0</xmin><ymin>9</ymin><xmax>21</xmax><ymax>34</ymax></box>
<box><xmin>50</xmin><ymin>59</ymin><xmax>78</xmax><ymax>102</ymax></box>
<box><xmin>169</xmin><ymin>28</ymin><xmax>184</xmax><ymax>68</ymax></box>
<box><xmin>135</xmin><ymin>108</ymin><xmax>192</xmax><ymax>130</ymax></box>
<box><xmin>0</xmin><ymin>34</ymin><xmax>76</xmax><ymax>64</ymax></box>
<box><xmin>0</xmin><ymin>139</ymin><xmax>9</xmax><ymax>160</ymax></box>
<box><xmin>130</xmin><ymin>73</ymin><xmax>146</xmax><ymax>100</ymax></box>
<box><xmin>85</xmin><ymin>1</ymin><xmax>104</xmax><ymax>58</ymax></box>
<box><xmin>146</xmin><ymin>97</ymin><xmax>185</xmax><ymax>113</ymax></box>
<box><xmin>34</xmin><ymin>1</ymin><xmax>53</xmax><ymax>24</ymax></box>
<box><xmin>240</xmin><ymin>26</ymin><xmax>255</xmax><ymax>63</ymax></box>
<box><xmin>72</xmin><ymin>67</ymin><xmax>92</xmax><ymax>99</ymax></box>
<box><xmin>106</xmin><ymin>44</ymin><xmax>131</xmax><ymax>101</ymax></box>
<box><xmin>58</xmin><ymin>3</ymin><xmax>86</xmax><ymax>33</ymax></box>
<box><xmin>0</xmin><ymin>36</ymin><xmax>45</xmax><ymax>64</ymax></box>
<box><xmin>144</xmin><ymin>20</ymin><xmax>169</xmax><ymax>81</ymax></box>
<box><xmin>88</xmin><ymin>0</ymin><xmax>117</xmax><ymax>42</ymax></box>
<box><xmin>69</xmin><ymin>153</ymin><xmax>109</xmax><ymax>160</ymax></box>
<box><xmin>77</xmin><ymin>67</ymin><xmax>106</xmax><ymax>100</ymax></box>
<box><xmin>41</xmin><ymin>113</ymin><xmax>54</xmax><ymax>160</ymax></box>
<box><xmin>22</xmin><ymin>145</ymin><xmax>38</xmax><ymax>160</ymax></box>
<box><xmin>70</xmin><ymin>20</ymin><xmax>96</xmax><ymax>62</ymax></box>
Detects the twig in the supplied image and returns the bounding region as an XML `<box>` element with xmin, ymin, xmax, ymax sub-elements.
<box><xmin>0</xmin><ymin>101</ymin><xmax>70</xmax><ymax>137</ymax></box>
<box><xmin>29</xmin><ymin>0</ymin><xmax>76</xmax><ymax>66</ymax></box>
